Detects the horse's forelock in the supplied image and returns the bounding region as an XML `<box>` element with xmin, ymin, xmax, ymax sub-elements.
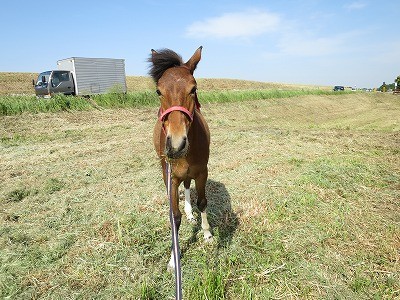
<box><xmin>148</xmin><ymin>49</ymin><xmax>183</xmax><ymax>83</ymax></box>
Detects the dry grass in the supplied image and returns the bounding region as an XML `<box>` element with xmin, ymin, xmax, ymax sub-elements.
<box><xmin>0</xmin><ymin>72</ymin><xmax>330</xmax><ymax>95</ymax></box>
<box><xmin>126</xmin><ymin>76</ymin><xmax>324</xmax><ymax>92</ymax></box>
<box><xmin>197</xmin><ymin>78</ymin><xmax>329</xmax><ymax>91</ymax></box>
<box><xmin>0</xmin><ymin>72</ymin><xmax>38</xmax><ymax>95</ymax></box>
<box><xmin>1</xmin><ymin>92</ymin><xmax>399</xmax><ymax>299</ymax></box>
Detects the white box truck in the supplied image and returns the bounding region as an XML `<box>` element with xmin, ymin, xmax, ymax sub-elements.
<box><xmin>33</xmin><ymin>57</ymin><xmax>127</xmax><ymax>96</ymax></box>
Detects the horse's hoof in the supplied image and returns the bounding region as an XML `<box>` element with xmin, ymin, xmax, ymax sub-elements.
<box><xmin>187</xmin><ymin>215</ymin><xmax>196</xmax><ymax>225</ymax></box>
<box><xmin>204</xmin><ymin>232</ymin><xmax>214</xmax><ymax>243</ymax></box>
<box><xmin>167</xmin><ymin>263</ymin><xmax>175</xmax><ymax>273</ymax></box>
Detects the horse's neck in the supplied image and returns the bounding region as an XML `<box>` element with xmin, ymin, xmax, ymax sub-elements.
<box><xmin>189</xmin><ymin>109</ymin><xmax>209</xmax><ymax>141</ymax></box>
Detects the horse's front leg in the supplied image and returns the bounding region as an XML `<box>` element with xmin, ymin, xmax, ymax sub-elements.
<box><xmin>195</xmin><ymin>170</ymin><xmax>213</xmax><ymax>242</ymax></box>
<box><xmin>183</xmin><ymin>178</ymin><xmax>196</xmax><ymax>224</ymax></box>
<box><xmin>167</xmin><ymin>178</ymin><xmax>182</xmax><ymax>271</ymax></box>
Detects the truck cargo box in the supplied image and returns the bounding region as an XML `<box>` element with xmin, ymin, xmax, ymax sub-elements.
<box><xmin>57</xmin><ymin>57</ymin><xmax>127</xmax><ymax>95</ymax></box>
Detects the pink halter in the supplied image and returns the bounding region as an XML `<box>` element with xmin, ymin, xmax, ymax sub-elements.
<box><xmin>158</xmin><ymin>106</ymin><xmax>193</xmax><ymax>122</ymax></box>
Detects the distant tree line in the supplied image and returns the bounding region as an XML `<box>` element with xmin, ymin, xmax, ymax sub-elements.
<box><xmin>378</xmin><ymin>75</ymin><xmax>400</xmax><ymax>91</ymax></box>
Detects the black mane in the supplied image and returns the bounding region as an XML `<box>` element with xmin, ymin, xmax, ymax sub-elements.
<box><xmin>148</xmin><ymin>49</ymin><xmax>183</xmax><ymax>83</ymax></box>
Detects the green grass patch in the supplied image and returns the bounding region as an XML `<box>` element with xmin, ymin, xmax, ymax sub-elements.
<box><xmin>1</xmin><ymin>134</ymin><xmax>27</xmax><ymax>147</ymax></box>
<box><xmin>0</xmin><ymin>94</ymin><xmax>92</xmax><ymax>115</ymax></box>
<box><xmin>5</xmin><ymin>188</ymin><xmax>31</xmax><ymax>202</ymax></box>
<box><xmin>92</xmin><ymin>90</ymin><xmax>157</xmax><ymax>108</ymax></box>
<box><xmin>186</xmin><ymin>266</ymin><xmax>228</xmax><ymax>299</ymax></box>
<box><xmin>0</xmin><ymin>89</ymin><xmax>346</xmax><ymax>116</ymax></box>
<box><xmin>45</xmin><ymin>178</ymin><xmax>66</xmax><ymax>194</ymax></box>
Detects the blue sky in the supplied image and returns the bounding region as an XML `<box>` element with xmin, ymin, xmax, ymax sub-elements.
<box><xmin>0</xmin><ymin>0</ymin><xmax>398</xmax><ymax>88</ymax></box>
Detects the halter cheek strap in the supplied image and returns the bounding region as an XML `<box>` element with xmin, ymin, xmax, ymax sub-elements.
<box><xmin>158</xmin><ymin>106</ymin><xmax>194</xmax><ymax>122</ymax></box>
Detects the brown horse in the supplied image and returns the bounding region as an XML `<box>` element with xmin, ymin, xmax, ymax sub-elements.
<box><xmin>149</xmin><ymin>47</ymin><xmax>212</xmax><ymax>270</ymax></box>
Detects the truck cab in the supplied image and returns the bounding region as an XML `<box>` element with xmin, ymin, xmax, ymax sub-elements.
<box><xmin>34</xmin><ymin>70</ymin><xmax>75</xmax><ymax>96</ymax></box>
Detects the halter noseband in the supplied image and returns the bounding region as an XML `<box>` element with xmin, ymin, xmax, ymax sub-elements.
<box><xmin>158</xmin><ymin>106</ymin><xmax>194</xmax><ymax>122</ymax></box>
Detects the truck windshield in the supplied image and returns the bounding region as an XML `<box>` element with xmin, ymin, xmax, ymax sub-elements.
<box><xmin>51</xmin><ymin>71</ymin><xmax>70</xmax><ymax>87</ymax></box>
<box><xmin>37</xmin><ymin>71</ymin><xmax>51</xmax><ymax>85</ymax></box>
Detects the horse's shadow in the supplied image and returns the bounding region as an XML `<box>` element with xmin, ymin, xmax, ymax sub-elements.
<box><xmin>181</xmin><ymin>179</ymin><xmax>239</xmax><ymax>252</ymax></box>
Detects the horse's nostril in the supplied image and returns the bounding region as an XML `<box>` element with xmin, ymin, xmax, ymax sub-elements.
<box><xmin>178</xmin><ymin>137</ymin><xmax>187</xmax><ymax>152</ymax></box>
<box><xmin>166</xmin><ymin>136</ymin><xmax>172</xmax><ymax>149</ymax></box>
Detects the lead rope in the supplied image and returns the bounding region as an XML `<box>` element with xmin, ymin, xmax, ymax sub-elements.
<box><xmin>166</xmin><ymin>161</ymin><xmax>183</xmax><ymax>299</ymax></box>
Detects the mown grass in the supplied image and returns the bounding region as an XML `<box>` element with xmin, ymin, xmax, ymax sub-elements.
<box><xmin>0</xmin><ymin>89</ymin><xmax>347</xmax><ymax>116</ymax></box>
<box><xmin>1</xmin><ymin>92</ymin><xmax>398</xmax><ymax>299</ymax></box>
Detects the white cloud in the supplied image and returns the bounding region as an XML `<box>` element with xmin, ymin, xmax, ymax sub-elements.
<box><xmin>185</xmin><ymin>9</ymin><xmax>280</xmax><ymax>38</ymax></box>
<box><xmin>344</xmin><ymin>1</ymin><xmax>367</xmax><ymax>11</ymax></box>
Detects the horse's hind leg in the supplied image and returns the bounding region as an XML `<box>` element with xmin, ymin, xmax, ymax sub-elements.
<box><xmin>195</xmin><ymin>170</ymin><xmax>213</xmax><ymax>242</ymax></box>
<box><xmin>184</xmin><ymin>179</ymin><xmax>196</xmax><ymax>224</ymax></box>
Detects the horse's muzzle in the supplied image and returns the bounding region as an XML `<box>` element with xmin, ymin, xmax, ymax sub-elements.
<box><xmin>166</xmin><ymin>135</ymin><xmax>188</xmax><ymax>159</ymax></box>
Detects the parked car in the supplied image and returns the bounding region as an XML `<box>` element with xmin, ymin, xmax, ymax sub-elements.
<box><xmin>333</xmin><ymin>86</ymin><xmax>345</xmax><ymax>91</ymax></box>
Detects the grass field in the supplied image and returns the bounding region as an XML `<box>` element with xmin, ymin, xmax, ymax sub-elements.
<box><xmin>1</xmin><ymin>87</ymin><xmax>399</xmax><ymax>298</ymax></box>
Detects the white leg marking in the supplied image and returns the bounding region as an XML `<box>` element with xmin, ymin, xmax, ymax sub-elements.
<box><xmin>167</xmin><ymin>250</ymin><xmax>175</xmax><ymax>272</ymax></box>
<box><xmin>184</xmin><ymin>188</ymin><xmax>196</xmax><ymax>224</ymax></box>
<box><xmin>201</xmin><ymin>212</ymin><xmax>213</xmax><ymax>242</ymax></box>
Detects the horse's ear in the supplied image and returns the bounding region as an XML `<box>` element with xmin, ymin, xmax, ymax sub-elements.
<box><xmin>184</xmin><ymin>46</ymin><xmax>202</xmax><ymax>74</ymax></box>
<box><xmin>150</xmin><ymin>49</ymin><xmax>158</xmax><ymax>64</ymax></box>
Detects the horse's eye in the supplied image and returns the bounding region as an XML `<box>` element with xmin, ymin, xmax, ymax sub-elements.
<box><xmin>156</xmin><ymin>89</ymin><xmax>162</xmax><ymax>96</ymax></box>
<box><xmin>190</xmin><ymin>87</ymin><xmax>197</xmax><ymax>95</ymax></box>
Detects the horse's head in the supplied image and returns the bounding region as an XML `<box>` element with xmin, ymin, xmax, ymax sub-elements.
<box><xmin>149</xmin><ymin>47</ymin><xmax>202</xmax><ymax>159</ymax></box>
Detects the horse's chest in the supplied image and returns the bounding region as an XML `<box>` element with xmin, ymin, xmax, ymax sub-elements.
<box><xmin>171</xmin><ymin>159</ymin><xmax>203</xmax><ymax>181</ymax></box>
<box><xmin>171</xmin><ymin>159</ymin><xmax>190</xmax><ymax>179</ymax></box>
